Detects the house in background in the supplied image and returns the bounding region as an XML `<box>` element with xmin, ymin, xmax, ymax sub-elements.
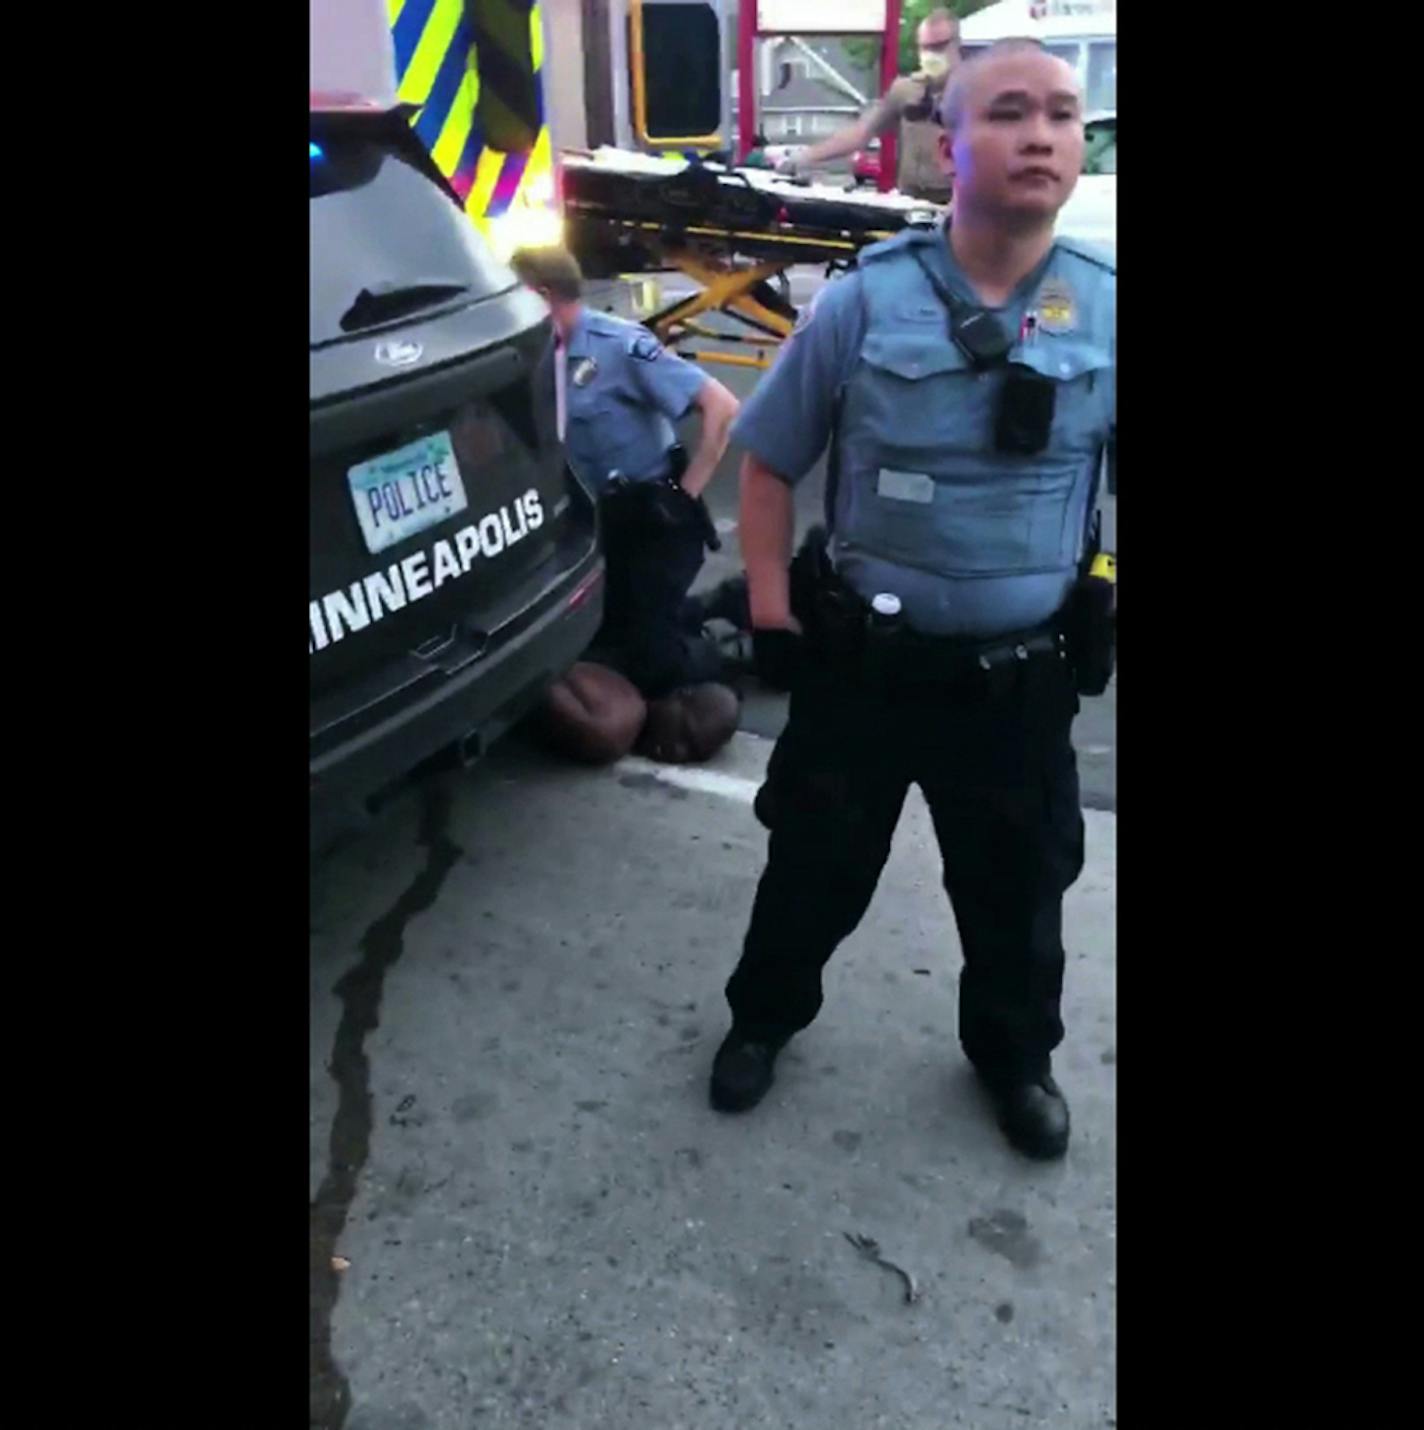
<box><xmin>725</xmin><ymin>6</ymin><xmax>877</xmax><ymax>159</ymax></box>
<box><xmin>758</xmin><ymin>37</ymin><xmax>874</xmax><ymax>146</ymax></box>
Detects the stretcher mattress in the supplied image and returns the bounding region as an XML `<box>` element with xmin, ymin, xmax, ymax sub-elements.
<box><xmin>561</xmin><ymin>147</ymin><xmax>944</xmax><ymax>267</ymax></box>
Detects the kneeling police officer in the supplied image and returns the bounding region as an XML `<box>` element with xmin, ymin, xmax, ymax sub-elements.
<box><xmin>512</xmin><ymin>246</ymin><xmax>741</xmax><ymax>705</ymax></box>
<box><xmin>709</xmin><ymin>40</ymin><xmax>1117</xmax><ymax>1160</ymax></box>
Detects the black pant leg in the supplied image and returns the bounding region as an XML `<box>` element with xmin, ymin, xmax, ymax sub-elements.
<box><xmin>917</xmin><ymin>658</ymin><xmax>1086</xmax><ymax>1081</ymax></box>
<box><xmin>615</xmin><ymin>519</ymin><xmax>708</xmax><ymax>698</ymax></box>
<box><xmin>726</xmin><ymin>667</ymin><xmax>910</xmax><ymax>1035</ymax></box>
<box><xmin>595</xmin><ymin>506</ymin><xmax>641</xmax><ymax>644</ymax></box>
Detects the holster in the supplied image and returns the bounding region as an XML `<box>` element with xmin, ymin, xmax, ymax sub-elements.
<box><xmin>600</xmin><ymin>458</ymin><xmax>712</xmax><ymax>550</ymax></box>
<box><xmin>789</xmin><ymin>526</ymin><xmax>865</xmax><ymax>665</ymax></box>
<box><xmin>662</xmin><ymin>446</ymin><xmax>722</xmax><ymax>553</ymax></box>
<box><xmin>1060</xmin><ymin>515</ymin><xmax>1116</xmax><ymax>696</ymax></box>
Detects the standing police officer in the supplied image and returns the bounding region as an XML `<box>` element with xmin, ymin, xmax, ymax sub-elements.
<box><xmin>709</xmin><ymin>40</ymin><xmax>1115</xmax><ymax>1160</ymax></box>
<box><xmin>511</xmin><ymin>247</ymin><xmax>740</xmax><ymax>700</ymax></box>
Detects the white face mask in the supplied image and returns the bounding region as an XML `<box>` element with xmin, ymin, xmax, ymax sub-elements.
<box><xmin>919</xmin><ymin>49</ymin><xmax>951</xmax><ymax>79</ymax></box>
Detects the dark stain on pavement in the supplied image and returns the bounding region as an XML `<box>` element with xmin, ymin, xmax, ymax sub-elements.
<box><xmin>310</xmin><ymin>785</ymin><xmax>462</xmax><ymax>1430</ymax></box>
<box><xmin>968</xmin><ymin>1209</ymin><xmax>1044</xmax><ymax>1270</ymax></box>
<box><xmin>452</xmin><ymin>1090</ymin><xmax>497</xmax><ymax>1124</ymax></box>
<box><xmin>617</xmin><ymin>771</ymin><xmax>689</xmax><ymax>799</ymax></box>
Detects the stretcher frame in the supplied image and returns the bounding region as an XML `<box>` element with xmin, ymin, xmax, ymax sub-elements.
<box><xmin>562</xmin><ymin>149</ymin><xmax>941</xmax><ymax>370</ymax></box>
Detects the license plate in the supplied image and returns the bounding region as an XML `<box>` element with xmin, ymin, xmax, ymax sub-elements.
<box><xmin>347</xmin><ymin>432</ymin><xmax>468</xmax><ymax>555</ymax></box>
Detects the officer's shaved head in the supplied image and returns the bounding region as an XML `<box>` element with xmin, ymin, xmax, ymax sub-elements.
<box><xmin>935</xmin><ymin>38</ymin><xmax>1085</xmax><ymax>225</ymax></box>
<box><xmin>940</xmin><ymin>38</ymin><xmax>1072</xmax><ymax>130</ymax></box>
<box><xmin>511</xmin><ymin>245</ymin><xmax>584</xmax><ymax>302</ymax></box>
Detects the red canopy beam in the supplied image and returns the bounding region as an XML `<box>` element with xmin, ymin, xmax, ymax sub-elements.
<box><xmin>878</xmin><ymin>0</ymin><xmax>903</xmax><ymax>192</ymax></box>
<box><xmin>738</xmin><ymin>4</ymin><xmax>902</xmax><ymax>176</ymax></box>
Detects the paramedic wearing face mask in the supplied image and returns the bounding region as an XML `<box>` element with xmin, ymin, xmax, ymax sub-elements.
<box><xmin>776</xmin><ymin>7</ymin><xmax>959</xmax><ymax>204</ymax></box>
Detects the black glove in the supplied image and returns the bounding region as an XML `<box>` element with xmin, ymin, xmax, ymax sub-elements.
<box><xmin>752</xmin><ymin>627</ymin><xmax>805</xmax><ymax>692</ymax></box>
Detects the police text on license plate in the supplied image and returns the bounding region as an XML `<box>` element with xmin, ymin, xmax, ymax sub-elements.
<box><xmin>347</xmin><ymin>432</ymin><xmax>469</xmax><ymax>555</ymax></box>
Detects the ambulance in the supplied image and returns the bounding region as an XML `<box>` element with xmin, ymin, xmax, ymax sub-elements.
<box><xmin>318</xmin><ymin>0</ymin><xmax>733</xmax><ymax>264</ymax></box>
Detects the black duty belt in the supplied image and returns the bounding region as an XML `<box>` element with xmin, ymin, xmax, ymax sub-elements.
<box><xmin>792</xmin><ymin>553</ymin><xmax>1063</xmax><ymax>688</ymax></box>
<box><xmin>868</xmin><ymin>621</ymin><xmax>1066</xmax><ymax>688</ymax></box>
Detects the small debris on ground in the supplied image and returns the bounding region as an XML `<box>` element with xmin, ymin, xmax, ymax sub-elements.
<box><xmin>843</xmin><ymin>1231</ymin><xmax>922</xmax><ymax>1305</ymax></box>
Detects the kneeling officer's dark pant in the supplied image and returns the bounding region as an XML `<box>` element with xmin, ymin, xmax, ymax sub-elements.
<box><xmin>598</xmin><ymin>475</ymin><xmax>720</xmax><ymax>699</ymax></box>
<box><xmin>727</xmin><ymin>640</ymin><xmax>1085</xmax><ymax>1083</ymax></box>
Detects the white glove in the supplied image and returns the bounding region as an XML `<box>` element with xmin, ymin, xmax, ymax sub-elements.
<box><xmin>772</xmin><ymin>148</ymin><xmax>806</xmax><ymax>177</ymax></box>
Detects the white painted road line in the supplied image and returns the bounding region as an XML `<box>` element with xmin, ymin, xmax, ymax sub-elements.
<box><xmin>615</xmin><ymin>756</ymin><xmax>761</xmax><ymax>805</ymax></box>
<box><xmin>616</xmin><ymin>746</ymin><xmax>1120</xmax><ymax>834</ymax></box>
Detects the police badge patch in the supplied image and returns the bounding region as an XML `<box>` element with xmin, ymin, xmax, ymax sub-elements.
<box><xmin>1035</xmin><ymin>277</ymin><xmax>1076</xmax><ymax>335</ymax></box>
<box><xmin>629</xmin><ymin>333</ymin><xmax>663</xmax><ymax>362</ymax></box>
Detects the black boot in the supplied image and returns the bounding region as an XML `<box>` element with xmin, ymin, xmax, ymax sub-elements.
<box><xmin>980</xmin><ymin>1069</ymin><xmax>1071</xmax><ymax>1160</ymax></box>
<box><xmin>690</xmin><ymin>575</ymin><xmax>751</xmax><ymax>631</ymax></box>
<box><xmin>709</xmin><ymin>1026</ymin><xmax>790</xmax><ymax>1113</ymax></box>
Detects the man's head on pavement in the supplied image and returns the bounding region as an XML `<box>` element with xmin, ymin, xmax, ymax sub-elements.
<box><xmin>937</xmin><ymin>38</ymin><xmax>1085</xmax><ymax>228</ymax></box>
<box><xmin>511</xmin><ymin>246</ymin><xmax>583</xmax><ymax>339</ymax></box>
<box><xmin>917</xmin><ymin>8</ymin><xmax>961</xmax><ymax>80</ymax></box>
<box><xmin>637</xmin><ymin>683</ymin><xmax>740</xmax><ymax>765</ymax></box>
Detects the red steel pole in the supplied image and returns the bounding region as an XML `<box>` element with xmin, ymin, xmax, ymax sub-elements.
<box><xmin>738</xmin><ymin>1</ymin><xmax>758</xmax><ymax>161</ymax></box>
<box><xmin>878</xmin><ymin>0</ymin><xmax>903</xmax><ymax>191</ymax></box>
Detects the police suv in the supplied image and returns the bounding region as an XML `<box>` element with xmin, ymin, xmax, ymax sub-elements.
<box><xmin>310</xmin><ymin>98</ymin><xmax>603</xmax><ymax>852</ymax></box>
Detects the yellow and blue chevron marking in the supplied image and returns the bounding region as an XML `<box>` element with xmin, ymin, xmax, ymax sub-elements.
<box><xmin>388</xmin><ymin>0</ymin><xmax>558</xmax><ymax>255</ymax></box>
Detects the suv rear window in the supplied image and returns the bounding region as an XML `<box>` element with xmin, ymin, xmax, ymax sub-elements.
<box><xmin>310</xmin><ymin>126</ymin><xmax>517</xmax><ymax>348</ymax></box>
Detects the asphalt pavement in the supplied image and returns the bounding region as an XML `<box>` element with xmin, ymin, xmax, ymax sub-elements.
<box><xmin>311</xmin><ymin>737</ymin><xmax>1116</xmax><ymax>1430</ymax></box>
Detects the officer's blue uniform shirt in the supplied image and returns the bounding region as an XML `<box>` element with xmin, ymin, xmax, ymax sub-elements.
<box><xmin>563</xmin><ymin>309</ymin><xmax>709</xmax><ymax>492</ymax></box>
<box><xmin>731</xmin><ymin>224</ymin><xmax>1116</xmax><ymax>638</ymax></box>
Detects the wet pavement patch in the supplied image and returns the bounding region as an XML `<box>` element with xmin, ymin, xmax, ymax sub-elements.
<box><xmin>968</xmin><ymin>1209</ymin><xmax>1044</xmax><ymax>1270</ymax></box>
<box><xmin>309</xmin><ymin>787</ymin><xmax>462</xmax><ymax>1430</ymax></box>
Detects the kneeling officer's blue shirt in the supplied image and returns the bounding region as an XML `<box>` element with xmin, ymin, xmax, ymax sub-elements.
<box><xmin>563</xmin><ymin>309</ymin><xmax>709</xmax><ymax>493</ymax></box>
<box><xmin>731</xmin><ymin>226</ymin><xmax>1116</xmax><ymax>639</ymax></box>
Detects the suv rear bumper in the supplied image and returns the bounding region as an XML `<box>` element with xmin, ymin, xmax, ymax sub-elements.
<box><xmin>310</xmin><ymin>549</ymin><xmax>603</xmax><ymax>854</ymax></box>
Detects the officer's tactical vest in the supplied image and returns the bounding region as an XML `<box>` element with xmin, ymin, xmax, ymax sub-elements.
<box><xmin>895</xmin><ymin>74</ymin><xmax>951</xmax><ymax>201</ymax></box>
<box><xmin>831</xmin><ymin>230</ymin><xmax>1114</xmax><ymax>632</ymax></box>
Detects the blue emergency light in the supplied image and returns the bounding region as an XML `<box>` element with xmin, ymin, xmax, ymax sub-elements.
<box><xmin>310</xmin><ymin>141</ymin><xmax>324</xmax><ymax>160</ymax></box>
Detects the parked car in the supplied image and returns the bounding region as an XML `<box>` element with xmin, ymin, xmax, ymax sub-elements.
<box><xmin>852</xmin><ymin>139</ymin><xmax>882</xmax><ymax>187</ymax></box>
<box><xmin>309</xmin><ymin>96</ymin><xmax>603</xmax><ymax>852</ymax></box>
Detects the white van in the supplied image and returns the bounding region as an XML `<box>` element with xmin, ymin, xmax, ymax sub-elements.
<box><xmin>960</xmin><ymin>0</ymin><xmax>1117</xmax><ymax>114</ymax></box>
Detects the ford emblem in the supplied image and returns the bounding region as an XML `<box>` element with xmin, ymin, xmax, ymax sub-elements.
<box><xmin>375</xmin><ymin>339</ymin><xmax>423</xmax><ymax>368</ymax></box>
